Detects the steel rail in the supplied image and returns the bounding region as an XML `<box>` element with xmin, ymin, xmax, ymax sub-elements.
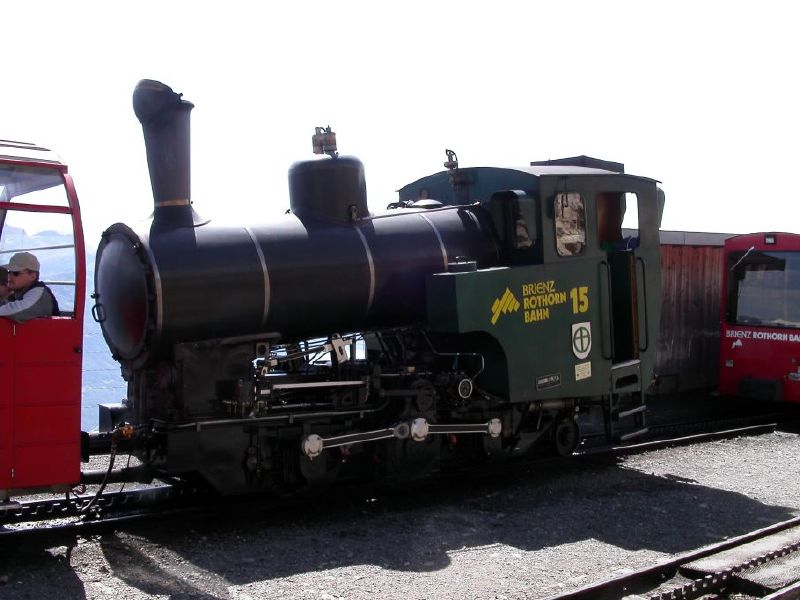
<box><xmin>542</xmin><ymin>516</ymin><xmax>800</xmax><ymax>600</ymax></box>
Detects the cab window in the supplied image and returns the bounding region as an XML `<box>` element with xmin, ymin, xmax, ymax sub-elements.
<box><xmin>597</xmin><ymin>191</ymin><xmax>640</xmax><ymax>252</ymax></box>
<box><xmin>554</xmin><ymin>192</ymin><xmax>586</xmax><ymax>256</ymax></box>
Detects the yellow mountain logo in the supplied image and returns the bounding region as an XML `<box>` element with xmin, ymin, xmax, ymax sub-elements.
<box><xmin>490</xmin><ymin>288</ymin><xmax>520</xmax><ymax>325</ymax></box>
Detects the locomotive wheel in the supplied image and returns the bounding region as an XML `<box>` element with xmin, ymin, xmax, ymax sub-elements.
<box><xmin>373</xmin><ymin>436</ymin><xmax>441</xmax><ymax>487</ymax></box>
<box><xmin>261</xmin><ymin>442</ymin><xmax>340</xmax><ymax>498</ymax></box>
<box><xmin>297</xmin><ymin>452</ymin><xmax>339</xmax><ymax>496</ymax></box>
<box><xmin>553</xmin><ymin>418</ymin><xmax>580</xmax><ymax>457</ymax></box>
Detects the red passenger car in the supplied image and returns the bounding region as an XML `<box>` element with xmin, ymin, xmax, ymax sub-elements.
<box><xmin>0</xmin><ymin>140</ymin><xmax>86</xmax><ymax>499</ymax></box>
<box><xmin>720</xmin><ymin>232</ymin><xmax>800</xmax><ymax>403</ymax></box>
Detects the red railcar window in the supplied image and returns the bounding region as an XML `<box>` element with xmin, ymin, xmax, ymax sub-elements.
<box><xmin>0</xmin><ymin>164</ymin><xmax>77</xmax><ymax>315</ymax></box>
<box><xmin>726</xmin><ymin>250</ymin><xmax>800</xmax><ymax>328</ymax></box>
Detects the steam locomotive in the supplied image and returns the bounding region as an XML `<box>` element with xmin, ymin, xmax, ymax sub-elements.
<box><xmin>91</xmin><ymin>80</ymin><xmax>665</xmax><ymax>494</ymax></box>
<box><xmin>1</xmin><ymin>79</ymin><xmax>665</xmax><ymax>500</ymax></box>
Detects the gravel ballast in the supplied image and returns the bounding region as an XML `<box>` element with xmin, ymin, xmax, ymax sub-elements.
<box><xmin>1</xmin><ymin>430</ymin><xmax>798</xmax><ymax>599</ymax></box>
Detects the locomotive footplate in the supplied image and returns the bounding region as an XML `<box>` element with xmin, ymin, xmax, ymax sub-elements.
<box><xmin>301</xmin><ymin>418</ymin><xmax>503</xmax><ymax>458</ymax></box>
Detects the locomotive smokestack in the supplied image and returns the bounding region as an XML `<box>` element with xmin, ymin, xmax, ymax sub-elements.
<box><xmin>133</xmin><ymin>79</ymin><xmax>205</xmax><ymax>231</ymax></box>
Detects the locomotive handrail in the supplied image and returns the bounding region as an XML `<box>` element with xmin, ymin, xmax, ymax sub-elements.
<box><xmin>91</xmin><ymin>303</ymin><xmax>106</xmax><ymax>323</ymax></box>
<box><xmin>365</xmin><ymin>201</ymin><xmax>482</xmax><ymax>220</ymax></box>
<box><xmin>636</xmin><ymin>257</ymin><xmax>649</xmax><ymax>351</ymax></box>
<box><xmin>598</xmin><ymin>260</ymin><xmax>614</xmax><ymax>360</ymax></box>
<box><xmin>157</xmin><ymin>398</ymin><xmax>392</xmax><ymax>432</ymax></box>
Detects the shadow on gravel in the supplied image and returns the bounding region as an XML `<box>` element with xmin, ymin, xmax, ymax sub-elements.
<box><xmin>0</xmin><ymin>542</ymin><xmax>85</xmax><ymax>600</ymax></box>
<box><xmin>63</xmin><ymin>452</ymin><xmax>796</xmax><ymax>594</ymax></box>
<box><xmin>99</xmin><ymin>535</ymin><xmax>229</xmax><ymax>599</ymax></box>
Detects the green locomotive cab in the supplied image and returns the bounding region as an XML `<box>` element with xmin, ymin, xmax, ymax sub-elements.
<box><xmin>401</xmin><ymin>157</ymin><xmax>664</xmax><ymax>448</ymax></box>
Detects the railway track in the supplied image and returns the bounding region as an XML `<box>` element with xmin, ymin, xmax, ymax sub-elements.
<box><xmin>1</xmin><ymin>411</ymin><xmax>798</xmax><ymax>542</ymax></box>
<box><xmin>0</xmin><ymin>482</ymin><xmax>213</xmax><ymax>538</ymax></box>
<box><xmin>545</xmin><ymin>516</ymin><xmax>800</xmax><ymax>599</ymax></box>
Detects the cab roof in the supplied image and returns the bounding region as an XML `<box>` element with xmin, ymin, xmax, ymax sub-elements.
<box><xmin>0</xmin><ymin>139</ymin><xmax>64</xmax><ymax>166</ymax></box>
<box><xmin>398</xmin><ymin>164</ymin><xmax>659</xmax><ymax>205</ymax></box>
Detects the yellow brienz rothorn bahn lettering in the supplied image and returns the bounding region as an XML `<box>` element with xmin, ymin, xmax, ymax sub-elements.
<box><xmin>520</xmin><ymin>279</ymin><xmax>568</xmax><ymax>323</ymax></box>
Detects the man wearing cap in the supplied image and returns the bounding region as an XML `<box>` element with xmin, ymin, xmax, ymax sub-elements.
<box><xmin>0</xmin><ymin>252</ymin><xmax>59</xmax><ymax>322</ymax></box>
<box><xmin>0</xmin><ymin>266</ymin><xmax>9</xmax><ymax>306</ymax></box>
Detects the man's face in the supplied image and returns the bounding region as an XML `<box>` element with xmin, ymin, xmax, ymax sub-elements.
<box><xmin>8</xmin><ymin>269</ymin><xmax>37</xmax><ymax>293</ymax></box>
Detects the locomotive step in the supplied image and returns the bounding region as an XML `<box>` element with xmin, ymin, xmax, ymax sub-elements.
<box><xmin>619</xmin><ymin>427</ymin><xmax>649</xmax><ymax>442</ymax></box>
<box><xmin>617</xmin><ymin>404</ymin><xmax>647</xmax><ymax>419</ymax></box>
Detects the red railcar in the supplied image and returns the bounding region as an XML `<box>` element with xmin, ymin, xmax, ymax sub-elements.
<box><xmin>0</xmin><ymin>140</ymin><xmax>86</xmax><ymax>499</ymax></box>
<box><xmin>720</xmin><ymin>232</ymin><xmax>800</xmax><ymax>403</ymax></box>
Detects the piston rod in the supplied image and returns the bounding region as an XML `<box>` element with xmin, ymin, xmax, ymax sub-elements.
<box><xmin>301</xmin><ymin>417</ymin><xmax>502</xmax><ymax>458</ymax></box>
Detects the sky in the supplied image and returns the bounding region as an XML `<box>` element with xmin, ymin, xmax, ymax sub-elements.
<box><xmin>3</xmin><ymin>1</ymin><xmax>798</xmax><ymax>245</ymax></box>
